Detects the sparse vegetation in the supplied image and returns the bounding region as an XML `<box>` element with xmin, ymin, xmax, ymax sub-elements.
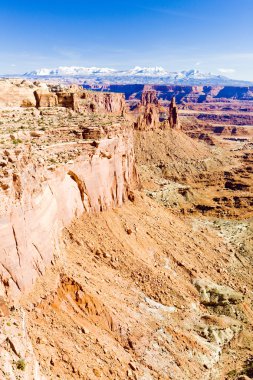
<box><xmin>12</xmin><ymin>138</ymin><xmax>22</xmax><ymax>145</ymax></box>
<box><xmin>15</xmin><ymin>359</ymin><xmax>26</xmax><ymax>371</ymax></box>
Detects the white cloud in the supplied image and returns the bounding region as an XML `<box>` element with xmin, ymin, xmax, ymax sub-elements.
<box><xmin>218</xmin><ymin>68</ymin><xmax>235</xmax><ymax>74</ymax></box>
<box><xmin>11</xmin><ymin>64</ymin><xmax>16</xmax><ymax>67</ymax></box>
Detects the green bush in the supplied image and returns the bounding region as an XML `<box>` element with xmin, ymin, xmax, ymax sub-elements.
<box><xmin>12</xmin><ymin>138</ymin><xmax>22</xmax><ymax>145</ymax></box>
<box><xmin>16</xmin><ymin>358</ymin><xmax>26</xmax><ymax>371</ymax></box>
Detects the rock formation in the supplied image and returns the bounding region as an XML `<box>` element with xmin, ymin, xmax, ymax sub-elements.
<box><xmin>135</xmin><ymin>104</ymin><xmax>160</xmax><ymax>130</ymax></box>
<box><xmin>0</xmin><ymin>79</ymin><xmax>126</xmax><ymax>115</ymax></box>
<box><xmin>34</xmin><ymin>89</ymin><xmax>58</xmax><ymax>107</ymax></box>
<box><xmin>0</xmin><ymin>79</ymin><xmax>41</xmax><ymax>107</ymax></box>
<box><xmin>34</xmin><ymin>87</ymin><xmax>127</xmax><ymax>114</ymax></box>
<box><xmin>0</xmin><ymin>133</ymin><xmax>136</xmax><ymax>298</ymax></box>
<box><xmin>169</xmin><ymin>96</ymin><xmax>180</xmax><ymax>128</ymax></box>
<box><xmin>141</xmin><ymin>88</ymin><xmax>159</xmax><ymax>107</ymax></box>
<box><xmin>54</xmin><ymin>91</ymin><xmax>79</xmax><ymax>111</ymax></box>
<box><xmin>135</xmin><ymin>91</ymin><xmax>180</xmax><ymax>130</ymax></box>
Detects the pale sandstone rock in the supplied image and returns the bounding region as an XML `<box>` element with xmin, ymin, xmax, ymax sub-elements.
<box><xmin>0</xmin><ymin>79</ymin><xmax>37</xmax><ymax>107</ymax></box>
<box><xmin>194</xmin><ymin>279</ymin><xmax>243</xmax><ymax>306</ymax></box>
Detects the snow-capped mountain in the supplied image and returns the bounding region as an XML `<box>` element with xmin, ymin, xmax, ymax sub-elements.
<box><xmin>26</xmin><ymin>66</ymin><xmax>117</xmax><ymax>76</ymax></box>
<box><xmin>25</xmin><ymin>65</ymin><xmax>169</xmax><ymax>77</ymax></box>
<box><xmin>121</xmin><ymin>66</ymin><xmax>169</xmax><ymax>77</ymax></box>
<box><xmin>24</xmin><ymin>66</ymin><xmax>250</xmax><ymax>86</ymax></box>
<box><xmin>177</xmin><ymin>69</ymin><xmax>220</xmax><ymax>80</ymax></box>
<box><xmin>26</xmin><ymin>66</ymin><xmax>214</xmax><ymax>78</ymax></box>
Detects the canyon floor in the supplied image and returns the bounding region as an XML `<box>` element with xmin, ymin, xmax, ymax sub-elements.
<box><xmin>0</xmin><ymin>81</ymin><xmax>252</xmax><ymax>380</ymax></box>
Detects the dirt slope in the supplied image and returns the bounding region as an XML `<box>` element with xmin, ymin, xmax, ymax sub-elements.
<box><xmin>135</xmin><ymin>130</ymin><xmax>253</xmax><ymax>218</ymax></box>
<box><xmin>21</xmin><ymin>194</ymin><xmax>253</xmax><ymax>380</ymax></box>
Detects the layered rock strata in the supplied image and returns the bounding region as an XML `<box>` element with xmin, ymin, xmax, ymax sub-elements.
<box><xmin>0</xmin><ymin>79</ymin><xmax>126</xmax><ymax>115</ymax></box>
<box><xmin>140</xmin><ymin>88</ymin><xmax>159</xmax><ymax>106</ymax></box>
<box><xmin>0</xmin><ymin>135</ymin><xmax>136</xmax><ymax>298</ymax></box>
<box><xmin>0</xmin><ymin>88</ymin><xmax>136</xmax><ymax>299</ymax></box>
<box><xmin>85</xmin><ymin>83</ymin><xmax>253</xmax><ymax>103</ymax></box>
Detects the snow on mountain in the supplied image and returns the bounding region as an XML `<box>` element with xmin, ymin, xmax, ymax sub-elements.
<box><xmin>181</xmin><ymin>69</ymin><xmax>223</xmax><ymax>80</ymax></box>
<box><xmin>26</xmin><ymin>66</ymin><xmax>218</xmax><ymax>78</ymax></box>
<box><xmin>26</xmin><ymin>66</ymin><xmax>117</xmax><ymax>76</ymax></box>
<box><xmin>121</xmin><ymin>66</ymin><xmax>169</xmax><ymax>76</ymax></box>
<box><xmin>24</xmin><ymin>66</ymin><xmax>248</xmax><ymax>85</ymax></box>
<box><xmin>25</xmin><ymin>66</ymin><xmax>170</xmax><ymax>77</ymax></box>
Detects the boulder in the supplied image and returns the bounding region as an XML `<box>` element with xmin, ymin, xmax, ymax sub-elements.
<box><xmin>0</xmin><ymin>79</ymin><xmax>37</xmax><ymax>107</ymax></box>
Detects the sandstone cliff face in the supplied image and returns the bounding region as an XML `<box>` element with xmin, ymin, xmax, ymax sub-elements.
<box><xmin>0</xmin><ymin>83</ymin><xmax>136</xmax><ymax>299</ymax></box>
<box><xmin>80</xmin><ymin>91</ymin><xmax>126</xmax><ymax>114</ymax></box>
<box><xmin>135</xmin><ymin>104</ymin><xmax>160</xmax><ymax>130</ymax></box>
<box><xmin>34</xmin><ymin>89</ymin><xmax>126</xmax><ymax>114</ymax></box>
<box><xmin>34</xmin><ymin>89</ymin><xmax>58</xmax><ymax>107</ymax></box>
<box><xmin>0</xmin><ymin>130</ymin><xmax>136</xmax><ymax>299</ymax></box>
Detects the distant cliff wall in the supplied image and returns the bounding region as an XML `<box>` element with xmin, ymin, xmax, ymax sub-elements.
<box><xmin>84</xmin><ymin>84</ymin><xmax>253</xmax><ymax>102</ymax></box>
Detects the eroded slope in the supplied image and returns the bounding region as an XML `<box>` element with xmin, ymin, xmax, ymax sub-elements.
<box><xmin>21</xmin><ymin>195</ymin><xmax>253</xmax><ymax>380</ymax></box>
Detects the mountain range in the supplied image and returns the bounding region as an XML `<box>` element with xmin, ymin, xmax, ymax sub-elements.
<box><xmin>24</xmin><ymin>66</ymin><xmax>252</xmax><ymax>86</ymax></box>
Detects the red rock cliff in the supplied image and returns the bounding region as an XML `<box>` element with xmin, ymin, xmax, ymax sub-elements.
<box><xmin>0</xmin><ymin>86</ymin><xmax>136</xmax><ymax>299</ymax></box>
<box><xmin>0</xmin><ymin>131</ymin><xmax>136</xmax><ymax>298</ymax></box>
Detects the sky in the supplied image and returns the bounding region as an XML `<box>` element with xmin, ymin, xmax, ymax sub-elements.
<box><xmin>0</xmin><ymin>0</ymin><xmax>253</xmax><ymax>80</ymax></box>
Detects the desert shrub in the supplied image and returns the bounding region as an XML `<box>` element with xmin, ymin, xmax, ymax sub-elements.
<box><xmin>12</xmin><ymin>138</ymin><xmax>22</xmax><ymax>145</ymax></box>
<box><xmin>16</xmin><ymin>359</ymin><xmax>26</xmax><ymax>371</ymax></box>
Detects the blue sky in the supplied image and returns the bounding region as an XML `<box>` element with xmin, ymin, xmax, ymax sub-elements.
<box><xmin>1</xmin><ymin>0</ymin><xmax>253</xmax><ymax>80</ymax></box>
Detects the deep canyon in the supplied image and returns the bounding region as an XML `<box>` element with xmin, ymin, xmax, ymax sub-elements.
<box><xmin>0</xmin><ymin>78</ymin><xmax>252</xmax><ymax>380</ymax></box>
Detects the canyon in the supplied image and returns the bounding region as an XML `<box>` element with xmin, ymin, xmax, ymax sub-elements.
<box><xmin>84</xmin><ymin>84</ymin><xmax>253</xmax><ymax>125</ymax></box>
<box><xmin>83</xmin><ymin>84</ymin><xmax>253</xmax><ymax>103</ymax></box>
<box><xmin>0</xmin><ymin>79</ymin><xmax>252</xmax><ymax>380</ymax></box>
